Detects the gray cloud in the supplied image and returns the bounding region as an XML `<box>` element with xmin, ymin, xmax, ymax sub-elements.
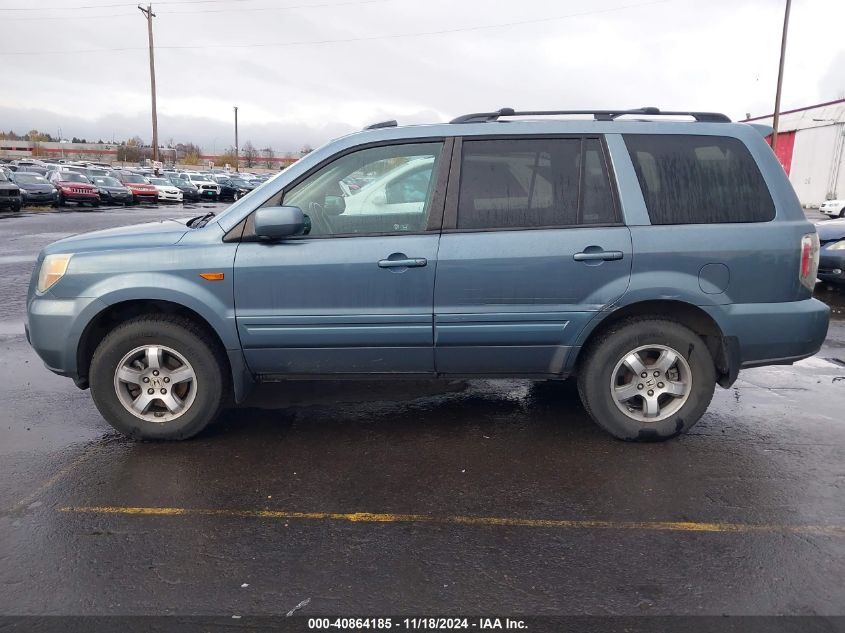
<box><xmin>1</xmin><ymin>0</ymin><xmax>843</xmax><ymax>152</ymax></box>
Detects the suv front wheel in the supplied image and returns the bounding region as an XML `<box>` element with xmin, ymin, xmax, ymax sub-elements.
<box><xmin>89</xmin><ymin>315</ymin><xmax>228</xmax><ymax>440</ymax></box>
<box><xmin>578</xmin><ymin>319</ymin><xmax>716</xmax><ymax>441</ymax></box>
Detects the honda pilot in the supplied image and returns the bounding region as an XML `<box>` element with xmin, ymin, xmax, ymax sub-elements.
<box><xmin>26</xmin><ymin>107</ymin><xmax>830</xmax><ymax>441</ymax></box>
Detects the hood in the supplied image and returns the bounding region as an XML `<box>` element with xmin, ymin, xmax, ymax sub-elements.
<box><xmin>0</xmin><ymin>182</ymin><xmax>20</xmax><ymax>191</ymax></box>
<box><xmin>816</xmin><ymin>219</ymin><xmax>845</xmax><ymax>243</ymax></box>
<box><xmin>19</xmin><ymin>184</ymin><xmax>55</xmax><ymax>193</ymax></box>
<box><xmin>99</xmin><ymin>185</ymin><xmax>131</xmax><ymax>193</ymax></box>
<box><xmin>42</xmin><ymin>218</ymin><xmax>191</xmax><ymax>256</ymax></box>
<box><xmin>125</xmin><ymin>182</ymin><xmax>156</xmax><ymax>189</ymax></box>
<box><xmin>56</xmin><ymin>180</ymin><xmax>95</xmax><ymax>188</ymax></box>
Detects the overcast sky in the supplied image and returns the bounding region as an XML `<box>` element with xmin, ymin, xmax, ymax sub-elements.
<box><xmin>1</xmin><ymin>0</ymin><xmax>843</xmax><ymax>154</ymax></box>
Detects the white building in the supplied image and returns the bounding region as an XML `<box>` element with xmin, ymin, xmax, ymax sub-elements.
<box><xmin>742</xmin><ymin>99</ymin><xmax>845</xmax><ymax>207</ymax></box>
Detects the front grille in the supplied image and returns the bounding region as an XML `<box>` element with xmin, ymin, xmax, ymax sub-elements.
<box><xmin>71</xmin><ymin>187</ymin><xmax>92</xmax><ymax>194</ymax></box>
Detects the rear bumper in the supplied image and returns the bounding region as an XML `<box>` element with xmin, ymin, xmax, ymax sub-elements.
<box><xmin>702</xmin><ymin>298</ymin><xmax>830</xmax><ymax>369</ymax></box>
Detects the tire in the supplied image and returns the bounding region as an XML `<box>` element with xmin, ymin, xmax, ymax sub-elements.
<box><xmin>577</xmin><ymin>318</ymin><xmax>716</xmax><ymax>442</ymax></box>
<box><xmin>89</xmin><ymin>315</ymin><xmax>229</xmax><ymax>440</ymax></box>
<box><xmin>839</xmin><ymin>207</ymin><xmax>845</xmax><ymax>218</ymax></box>
<box><xmin>91</xmin><ymin>200</ymin><xmax>99</xmax><ymax>208</ymax></box>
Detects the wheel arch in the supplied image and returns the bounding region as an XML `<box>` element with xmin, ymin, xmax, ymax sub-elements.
<box><xmin>573</xmin><ymin>299</ymin><xmax>738</xmax><ymax>388</ymax></box>
<box><xmin>75</xmin><ymin>299</ymin><xmax>252</xmax><ymax>401</ymax></box>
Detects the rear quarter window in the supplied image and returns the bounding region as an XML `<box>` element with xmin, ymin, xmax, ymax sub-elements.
<box><xmin>623</xmin><ymin>134</ymin><xmax>775</xmax><ymax>224</ymax></box>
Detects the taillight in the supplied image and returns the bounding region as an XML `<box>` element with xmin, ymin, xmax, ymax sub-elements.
<box><xmin>799</xmin><ymin>233</ymin><xmax>820</xmax><ymax>290</ymax></box>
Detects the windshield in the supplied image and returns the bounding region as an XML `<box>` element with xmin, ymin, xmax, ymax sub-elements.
<box><xmin>93</xmin><ymin>177</ymin><xmax>122</xmax><ymax>187</ymax></box>
<box><xmin>122</xmin><ymin>174</ymin><xmax>147</xmax><ymax>184</ymax></box>
<box><xmin>15</xmin><ymin>174</ymin><xmax>48</xmax><ymax>184</ymax></box>
<box><xmin>229</xmin><ymin>178</ymin><xmax>250</xmax><ymax>186</ymax></box>
<box><xmin>148</xmin><ymin>178</ymin><xmax>169</xmax><ymax>185</ymax></box>
<box><xmin>191</xmin><ymin>175</ymin><xmax>210</xmax><ymax>182</ymax></box>
<box><xmin>59</xmin><ymin>172</ymin><xmax>90</xmax><ymax>183</ymax></box>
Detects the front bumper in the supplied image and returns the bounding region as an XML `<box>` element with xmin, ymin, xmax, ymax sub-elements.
<box><xmin>0</xmin><ymin>195</ymin><xmax>22</xmax><ymax>208</ymax></box>
<box><xmin>157</xmin><ymin>192</ymin><xmax>183</xmax><ymax>202</ymax></box>
<box><xmin>26</xmin><ymin>295</ymin><xmax>107</xmax><ymax>380</ymax></box>
<box><xmin>62</xmin><ymin>191</ymin><xmax>98</xmax><ymax>202</ymax></box>
<box><xmin>818</xmin><ymin>251</ymin><xmax>845</xmax><ymax>283</ymax></box>
<box><xmin>22</xmin><ymin>192</ymin><xmax>57</xmax><ymax>205</ymax></box>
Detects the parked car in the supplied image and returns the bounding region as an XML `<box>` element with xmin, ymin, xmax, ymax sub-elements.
<box><xmin>816</xmin><ymin>218</ymin><xmax>845</xmax><ymax>284</ymax></box>
<box><xmin>10</xmin><ymin>172</ymin><xmax>58</xmax><ymax>207</ymax></box>
<box><xmin>178</xmin><ymin>173</ymin><xmax>220</xmax><ymax>200</ymax></box>
<box><xmin>167</xmin><ymin>176</ymin><xmax>201</xmax><ymax>202</ymax></box>
<box><xmin>48</xmin><ymin>171</ymin><xmax>99</xmax><ymax>207</ymax></box>
<box><xmin>0</xmin><ymin>170</ymin><xmax>22</xmax><ymax>212</ymax></box>
<box><xmin>211</xmin><ymin>175</ymin><xmax>252</xmax><ymax>201</ymax></box>
<box><xmin>228</xmin><ymin>176</ymin><xmax>257</xmax><ymax>200</ymax></box>
<box><xmin>819</xmin><ymin>199</ymin><xmax>845</xmax><ymax>218</ymax></box>
<box><xmin>91</xmin><ymin>176</ymin><xmax>133</xmax><ymax>206</ymax></box>
<box><xmin>115</xmin><ymin>171</ymin><xmax>158</xmax><ymax>205</ymax></box>
<box><xmin>26</xmin><ymin>107</ymin><xmax>830</xmax><ymax>441</ymax></box>
<box><xmin>147</xmin><ymin>178</ymin><xmax>184</xmax><ymax>203</ymax></box>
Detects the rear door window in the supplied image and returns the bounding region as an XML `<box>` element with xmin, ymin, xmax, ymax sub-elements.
<box><xmin>623</xmin><ymin>134</ymin><xmax>775</xmax><ymax>224</ymax></box>
<box><xmin>456</xmin><ymin>137</ymin><xmax>617</xmax><ymax>230</ymax></box>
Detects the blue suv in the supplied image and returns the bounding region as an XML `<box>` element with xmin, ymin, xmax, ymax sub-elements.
<box><xmin>26</xmin><ymin>107</ymin><xmax>830</xmax><ymax>441</ymax></box>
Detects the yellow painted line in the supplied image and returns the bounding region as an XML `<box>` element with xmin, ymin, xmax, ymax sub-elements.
<box><xmin>58</xmin><ymin>505</ymin><xmax>845</xmax><ymax>537</ymax></box>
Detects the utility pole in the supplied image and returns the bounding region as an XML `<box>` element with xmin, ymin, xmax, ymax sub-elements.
<box><xmin>233</xmin><ymin>105</ymin><xmax>239</xmax><ymax>172</ymax></box>
<box><xmin>138</xmin><ymin>4</ymin><xmax>159</xmax><ymax>163</ymax></box>
<box><xmin>770</xmin><ymin>0</ymin><xmax>792</xmax><ymax>152</ymax></box>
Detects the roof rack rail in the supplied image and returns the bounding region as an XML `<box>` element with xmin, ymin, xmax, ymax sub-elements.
<box><xmin>364</xmin><ymin>119</ymin><xmax>398</xmax><ymax>130</ymax></box>
<box><xmin>449</xmin><ymin>107</ymin><xmax>731</xmax><ymax>124</ymax></box>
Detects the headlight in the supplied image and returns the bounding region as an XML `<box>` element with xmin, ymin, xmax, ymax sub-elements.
<box><xmin>829</xmin><ymin>240</ymin><xmax>845</xmax><ymax>251</ymax></box>
<box><xmin>37</xmin><ymin>254</ymin><xmax>72</xmax><ymax>293</ymax></box>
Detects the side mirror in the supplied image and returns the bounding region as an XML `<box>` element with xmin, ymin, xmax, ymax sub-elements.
<box><xmin>254</xmin><ymin>206</ymin><xmax>305</xmax><ymax>239</ymax></box>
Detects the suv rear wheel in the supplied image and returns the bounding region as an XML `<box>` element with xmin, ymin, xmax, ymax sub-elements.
<box><xmin>578</xmin><ymin>319</ymin><xmax>716</xmax><ymax>441</ymax></box>
<box><xmin>89</xmin><ymin>315</ymin><xmax>228</xmax><ymax>440</ymax></box>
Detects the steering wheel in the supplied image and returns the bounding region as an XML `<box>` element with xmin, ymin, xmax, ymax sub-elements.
<box><xmin>307</xmin><ymin>201</ymin><xmax>334</xmax><ymax>235</ymax></box>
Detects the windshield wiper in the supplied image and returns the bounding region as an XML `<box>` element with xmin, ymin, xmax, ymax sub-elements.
<box><xmin>188</xmin><ymin>211</ymin><xmax>216</xmax><ymax>228</ymax></box>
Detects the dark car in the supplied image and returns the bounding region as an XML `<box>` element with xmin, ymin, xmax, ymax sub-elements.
<box><xmin>212</xmin><ymin>176</ymin><xmax>239</xmax><ymax>201</ymax></box>
<box><xmin>0</xmin><ymin>170</ymin><xmax>23</xmax><ymax>212</ymax></box>
<box><xmin>10</xmin><ymin>171</ymin><xmax>58</xmax><ymax>206</ymax></box>
<box><xmin>227</xmin><ymin>176</ymin><xmax>256</xmax><ymax>200</ymax></box>
<box><xmin>167</xmin><ymin>175</ymin><xmax>201</xmax><ymax>202</ymax></box>
<box><xmin>91</xmin><ymin>176</ymin><xmax>133</xmax><ymax>206</ymax></box>
<box><xmin>817</xmin><ymin>218</ymin><xmax>845</xmax><ymax>285</ymax></box>
<box><xmin>48</xmin><ymin>171</ymin><xmax>100</xmax><ymax>207</ymax></box>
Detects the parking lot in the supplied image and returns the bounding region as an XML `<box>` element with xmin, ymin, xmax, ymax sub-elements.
<box><xmin>1</xmin><ymin>204</ymin><xmax>844</xmax><ymax>623</ymax></box>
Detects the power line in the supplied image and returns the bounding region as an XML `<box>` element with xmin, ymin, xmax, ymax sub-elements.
<box><xmin>0</xmin><ymin>0</ymin><xmax>672</xmax><ymax>56</ymax></box>
<box><xmin>1</xmin><ymin>0</ymin><xmax>391</xmax><ymax>20</ymax></box>
<box><xmin>0</xmin><ymin>0</ymin><xmax>272</xmax><ymax>11</ymax></box>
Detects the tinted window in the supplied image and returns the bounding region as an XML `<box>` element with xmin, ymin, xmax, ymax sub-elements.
<box><xmin>457</xmin><ymin>138</ymin><xmax>616</xmax><ymax>230</ymax></box>
<box><xmin>282</xmin><ymin>142</ymin><xmax>442</xmax><ymax>237</ymax></box>
<box><xmin>624</xmin><ymin>134</ymin><xmax>775</xmax><ymax>224</ymax></box>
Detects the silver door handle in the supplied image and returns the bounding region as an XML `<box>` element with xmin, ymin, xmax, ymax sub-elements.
<box><xmin>378</xmin><ymin>258</ymin><xmax>427</xmax><ymax>268</ymax></box>
<box><xmin>573</xmin><ymin>250</ymin><xmax>624</xmax><ymax>262</ymax></box>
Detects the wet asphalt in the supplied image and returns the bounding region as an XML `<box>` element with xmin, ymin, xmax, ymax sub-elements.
<box><xmin>0</xmin><ymin>203</ymin><xmax>843</xmax><ymax>620</ymax></box>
